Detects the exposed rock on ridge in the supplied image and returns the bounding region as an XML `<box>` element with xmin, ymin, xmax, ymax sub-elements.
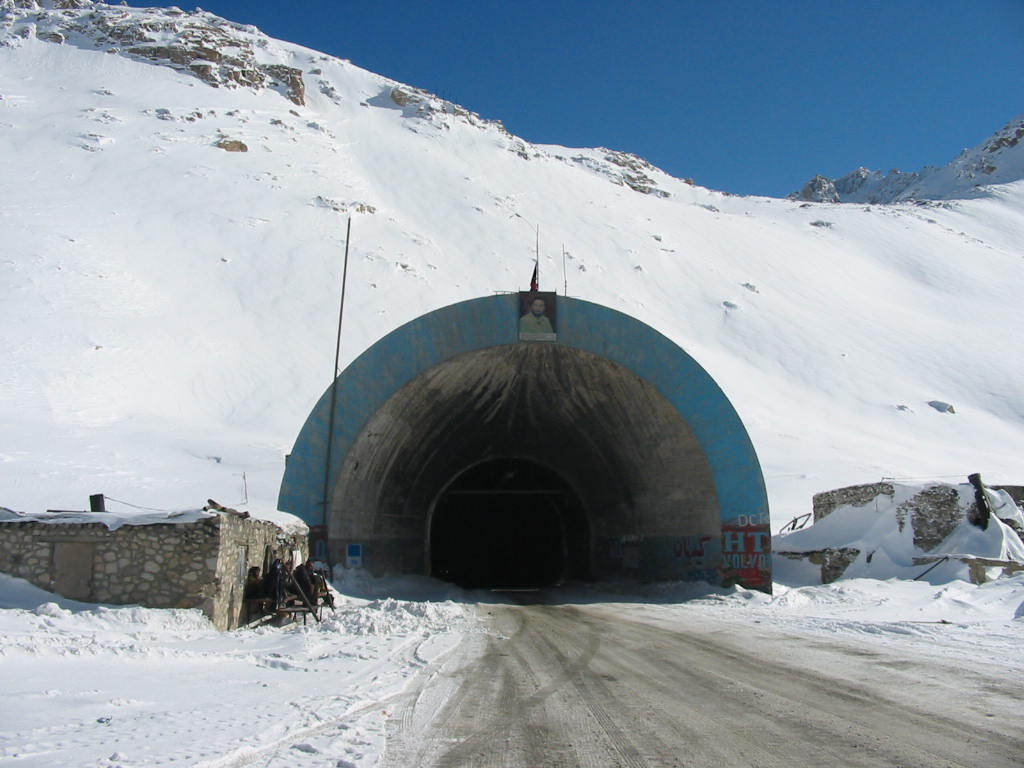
<box><xmin>791</xmin><ymin>115</ymin><xmax>1024</xmax><ymax>204</ymax></box>
<box><xmin>1</xmin><ymin>1</ymin><xmax>687</xmax><ymax>200</ymax></box>
<box><xmin>1</xmin><ymin>0</ymin><xmax>306</xmax><ymax>104</ymax></box>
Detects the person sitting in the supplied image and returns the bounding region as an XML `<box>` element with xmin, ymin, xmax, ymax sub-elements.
<box><xmin>292</xmin><ymin>559</ymin><xmax>315</xmax><ymax>604</ymax></box>
<box><xmin>267</xmin><ymin>558</ymin><xmax>287</xmax><ymax>609</ymax></box>
<box><xmin>312</xmin><ymin>566</ymin><xmax>335</xmax><ymax>609</ymax></box>
<box><xmin>243</xmin><ymin>565</ymin><xmax>273</xmax><ymax>622</ymax></box>
<box><xmin>243</xmin><ymin>566</ymin><xmax>264</xmax><ymax>599</ymax></box>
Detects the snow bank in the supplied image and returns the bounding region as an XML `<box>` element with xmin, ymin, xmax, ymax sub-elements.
<box><xmin>756</xmin><ymin>576</ymin><xmax>1024</xmax><ymax>625</ymax></box>
<box><xmin>0</xmin><ymin>571</ymin><xmax>473</xmax><ymax>767</ymax></box>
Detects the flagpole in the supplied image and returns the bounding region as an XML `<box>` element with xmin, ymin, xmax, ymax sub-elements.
<box><xmin>509</xmin><ymin>212</ymin><xmax>540</xmax><ymax>291</ymax></box>
<box><xmin>562</xmin><ymin>244</ymin><xmax>567</xmax><ymax>296</ymax></box>
<box><xmin>535</xmin><ymin>225</ymin><xmax>539</xmax><ymax>290</ymax></box>
<box><xmin>321</xmin><ymin>217</ymin><xmax>351</xmax><ymax>567</ymax></box>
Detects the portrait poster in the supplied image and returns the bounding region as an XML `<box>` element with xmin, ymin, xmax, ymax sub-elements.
<box><xmin>517</xmin><ymin>291</ymin><xmax>557</xmax><ymax>341</ymax></box>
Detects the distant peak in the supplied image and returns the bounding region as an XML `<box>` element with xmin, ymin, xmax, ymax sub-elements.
<box><xmin>790</xmin><ymin>115</ymin><xmax>1024</xmax><ymax>204</ymax></box>
<box><xmin>976</xmin><ymin>115</ymin><xmax>1024</xmax><ymax>165</ymax></box>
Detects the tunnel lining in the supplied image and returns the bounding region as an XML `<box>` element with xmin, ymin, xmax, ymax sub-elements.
<box><xmin>279</xmin><ymin>295</ymin><xmax>772</xmax><ymax>590</ymax></box>
<box><xmin>326</xmin><ymin>342</ymin><xmax>723</xmax><ymax>582</ymax></box>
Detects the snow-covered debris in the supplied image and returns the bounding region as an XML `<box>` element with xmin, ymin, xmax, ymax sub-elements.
<box><xmin>775</xmin><ymin>481</ymin><xmax>1024</xmax><ymax>585</ymax></box>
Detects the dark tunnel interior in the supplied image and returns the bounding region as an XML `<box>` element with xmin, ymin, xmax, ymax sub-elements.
<box><xmin>328</xmin><ymin>343</ymin><xmax>722</xmax><ymax>583</ymax></box>
<box><xmin>429</xmin><ymin>458</ymin><xmax>589</xmax><ymax>589</ymax></box>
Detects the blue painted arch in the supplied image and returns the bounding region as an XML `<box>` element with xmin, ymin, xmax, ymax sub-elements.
<box><xmin>279</xmin><ymin>295</ymin><xmax>769</xmax><ymax>576</ymax></box>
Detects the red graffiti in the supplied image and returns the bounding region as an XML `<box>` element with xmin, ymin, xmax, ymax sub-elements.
<box><xmin>721</xmin><ymin>524</ymin><xmax>772</xmax><ymax>591</ymax></box>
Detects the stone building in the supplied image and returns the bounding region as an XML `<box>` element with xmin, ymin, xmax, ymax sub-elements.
<box><xmin>776</xmin><ymin>480</ymin><xmax>1024</xmax><ymax>584</ymax></box>
<box><xmin>0</xmin><ymin>506</ymin><xmax>308</xmax><ymax>630</ymax></box>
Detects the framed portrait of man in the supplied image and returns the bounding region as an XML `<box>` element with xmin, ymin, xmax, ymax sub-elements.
<box><xmin>518</xmin><ymin>291</ymin><xmax>557</xmax><ymax>341</ymax></box>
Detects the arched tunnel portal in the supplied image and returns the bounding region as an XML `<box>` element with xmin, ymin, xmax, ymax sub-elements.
<box><xmin>279</xmin><ymin>295</ymin><xmax>771</xmax><ymax>592</ymax></box>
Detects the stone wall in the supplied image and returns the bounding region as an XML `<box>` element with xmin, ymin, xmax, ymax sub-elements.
<box><xmin>896</xmin><ymin>484</ymin><xmax>961</xmax><ymax>552</ymax></box>
<box><xmin>812</xmin><ymin>482</ymin><xmax>894</xmax><ymax>521</ymax></box>
<box><xmin>776</xmin><ymin>548</ymin><xmax>861</xmax><ymax>584</ymax></box>
<box><xmin>212</xmin><ymin>515</ymin><xmax>307</xmax><ymax>631</ymax></box>
<box><xmin>0</xmin><ymin>514</ymin><xmax>306</xmax><ymax>630</ymax></box>
<box><xmin>0</xmin><ymin>522</ymin><xmax>56</xmax><ymax>590</ymax></box>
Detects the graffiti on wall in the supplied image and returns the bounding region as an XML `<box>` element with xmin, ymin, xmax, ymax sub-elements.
<box><xmin>673</xmin><ymin>534</ymin><xmax>718</xmax><ymax>583</ymax></box>
<box><xmin>720</xmin><ymin>511</ymin><xmax>771</xmax><ymax>590</ymax></box>
<box><xmin>675</xmin><ymin>535</ymin><xmax>714</xmax><ymax>559</ymax></box>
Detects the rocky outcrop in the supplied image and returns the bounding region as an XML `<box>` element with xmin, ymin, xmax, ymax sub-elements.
<box><xmin>568</xmin><ymin>149</ymin><xmax>671</xmax><ymax>198</ymax></box>
<box><xmin>982</xmin><ymin>122</ymin><xmax>1024</xmax><ymax>155</ymax></box>
<box><xmin>389</xmin><ymin>86</ymin><xmax>421</xmax><ymax>109</ymax></box>
<box><xmin>604</xmin><ymin>150</ymin><xmax>671</xmax><ymax>197</ymax></box>
<box><xmin>261</xmin><ymin>63</ymin><xmax>305</xmax><ymax>106</ymax></box>
<box><xmin>791</xmin><ymin>167</ymin><xmax>920</xmax><ymax>204</ymax></box>
<box><xmin>1</xmin><ymin>0</ymin><xmax>689</xmax><ymax>198</ymax></box>
<box><xmin>1</xmin><ymin>0</ymin><xmax>306</xmax><ymax>105</ymax></box>
<box><xmin>792</xmin><ymin>175</ymin><xmax>839</xmax><ymax>203</ymax></box>
<box><xmin>215</xmin><ymin>138</ymin><xmax>248</xmax><ymax>152</ymax></box>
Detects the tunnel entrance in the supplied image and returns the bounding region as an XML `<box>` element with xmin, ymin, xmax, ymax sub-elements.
<box><xmin>322</xmin><ymin>343</ymin><xmax>725</xmax><ymax>583</ymax></box>
<box><xmin>280</xmin><ymin>295</ymin><xmax>772</xmax><ymax>591</ymax></box>
<box><xmin>429</xmin><ymin>458</ymin><xmax>589</xmax><ymax>589</ymax></box>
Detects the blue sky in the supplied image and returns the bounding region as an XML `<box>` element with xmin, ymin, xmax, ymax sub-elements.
<box><xmin>134</xmin><ymin>1</ymin><xmax>1022</xmax><ymax>197</ymax></box>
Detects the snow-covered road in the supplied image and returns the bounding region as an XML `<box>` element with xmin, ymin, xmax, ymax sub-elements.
<box><xmin>383</xmin><ymin>599</ymin><xmax>1024</xmax><ymax>767</ymax></box>
<box><xmin>2</xmin><ymin>575</ymin><xmax>1022</xmax><ymax>767</ymax></box>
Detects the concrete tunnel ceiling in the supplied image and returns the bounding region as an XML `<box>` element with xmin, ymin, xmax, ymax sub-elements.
<box><xmin>279</xmin><ymin>295</ymin><xmax>772</xmax><ymax>591</ymax></box>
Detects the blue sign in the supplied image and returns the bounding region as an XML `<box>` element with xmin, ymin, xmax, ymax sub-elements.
<box><xmin>346</xmin><ymin>543</ymin><xmax>363</xmax><ymax>568</ymax></box>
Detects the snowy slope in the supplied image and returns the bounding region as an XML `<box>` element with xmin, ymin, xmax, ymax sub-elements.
<box><xmin>1</xmin><ymin>1</ymin><xmax>1023</xmax><ymax>529</ymax></box>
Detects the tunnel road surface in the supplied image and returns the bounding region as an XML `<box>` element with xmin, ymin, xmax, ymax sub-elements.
<box><xmin>381</xmin><ymin>602</ymin><xmax>1023</xmax><ymax>768</ymax></box>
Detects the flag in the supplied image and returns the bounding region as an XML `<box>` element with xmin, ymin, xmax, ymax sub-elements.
<box><xmin>529</xmin><ymin>260</ymin><xmax>539</xmax><ymax>292</ymax></box>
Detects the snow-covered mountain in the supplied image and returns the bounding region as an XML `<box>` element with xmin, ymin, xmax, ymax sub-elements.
<box><xmin>792</xmin><ymin>115</ymin><xmax>1024</xmax><ymax>203</ymax></box>
<box><xmin>2</xmin><ymin>0</ymin><xmax>1022</xmax><ymax>529</ymax></box>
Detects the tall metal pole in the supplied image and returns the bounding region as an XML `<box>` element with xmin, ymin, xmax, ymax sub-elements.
<box><xmin>321</xmin><ymin>217</ymin><xmax>352</xmax><ymax>565</ymax></box>
<box><xmin>562</xmin><ymin>244</ymin><xmax>567</xmax><ymax>296</ymax></box>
